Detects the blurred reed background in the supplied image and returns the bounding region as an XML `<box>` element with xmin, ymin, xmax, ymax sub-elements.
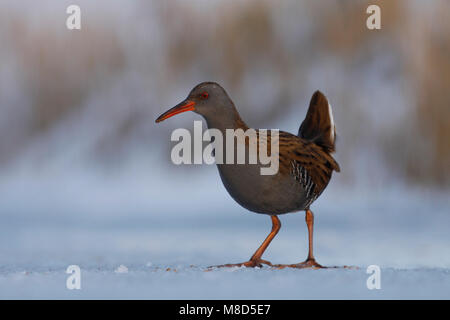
<box><xmin>0</xmin><ymin>0</ymin><xmax>449</xmax><ymax>202</ymax></box>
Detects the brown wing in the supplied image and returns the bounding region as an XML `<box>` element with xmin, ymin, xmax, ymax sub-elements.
<box><xmin>279</xmin><ymin>131</ymin><xmax>340</xmax><ymax>196</ymax></box>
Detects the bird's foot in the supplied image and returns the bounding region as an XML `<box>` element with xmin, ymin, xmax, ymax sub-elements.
<box><xmin>209</xmin><ymin>258</ymin><xmax>273</xmax><ymax>269</ymax></box>
<box><xmin>274</xmin><ymin>258</ymin><xmax>324</xmax><ymax>270</ymax></box>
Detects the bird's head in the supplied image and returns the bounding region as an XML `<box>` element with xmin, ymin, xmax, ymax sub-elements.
<box><xmin>155</xmin><ymin>82</ymin><xmax>235</xmax><ymax>123</ymax></box>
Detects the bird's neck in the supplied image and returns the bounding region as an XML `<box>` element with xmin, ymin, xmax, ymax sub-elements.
<box><xmin>203</xmin><ymin>108</ymin><xmax>249</xmax><ymax>133</ymax></box>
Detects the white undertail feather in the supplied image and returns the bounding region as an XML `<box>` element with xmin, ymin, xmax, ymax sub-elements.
<box><xmin>327</xmin><ymin>102</ymin><xmax>335</xmax><ymax>144</ymax></box>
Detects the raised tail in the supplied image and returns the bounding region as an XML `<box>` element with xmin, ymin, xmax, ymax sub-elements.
<box><xmin>298</xmin><ymin>90</ymin><xmax>336</xmax><ymax>153</ymax></box>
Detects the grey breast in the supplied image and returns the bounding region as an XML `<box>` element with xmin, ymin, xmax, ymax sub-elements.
<box><xmin>216</xmin><ymin>155</ymin><xmax>310</xmax><ymax>215</ymax></box>
<box><xmin>204</xmin><ymin>116</ymin><xmax>310</xmax><ymax>215</ymax></box>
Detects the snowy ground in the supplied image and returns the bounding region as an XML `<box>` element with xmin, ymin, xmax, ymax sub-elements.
<box><xmin>0</xmin><ymin>170</ymin><xmax>449</xmax><ymax>299</ymax></box>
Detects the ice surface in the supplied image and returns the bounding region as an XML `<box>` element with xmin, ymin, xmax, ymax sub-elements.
<box><xmin>2</xmin><ymin>265</ymin><xmax>449</xmax><ymax>300</ymax></box>
<box><xmin>0</xmin><ymin>170</ymin><xmax>449</xmax><ymax>299</ymax></box>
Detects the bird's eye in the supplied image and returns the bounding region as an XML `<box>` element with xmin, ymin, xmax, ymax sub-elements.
<box><xmin>200</xmin><ymin>92</ymin><xmax>209</xmax><ymax>99</ymax></box>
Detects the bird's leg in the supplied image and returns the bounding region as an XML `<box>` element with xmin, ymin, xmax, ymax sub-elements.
<box><xmin>213</xmin><ymin>215</ymin><xmax>281</xmax><ymax>268</ymax></box>
<box><xmin>297</xmin><ymin>209</ymin><xmax>323</xmax><ymax>268</ymax></box>
<box><xmin>245</xmin><ymin>215</ymin><xmax>281</xmax><ymax>267</ymax></box>
<box><xmin>275</xmin><ymin>209</ymin><xmax>324</xmax><ymax>269</ymax></box>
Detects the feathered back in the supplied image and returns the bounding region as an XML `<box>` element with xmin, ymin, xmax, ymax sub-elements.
<box><xmin>298</xmin><ymin>91</ymin><xmax>336</xmax><ymax>153</ymax></box>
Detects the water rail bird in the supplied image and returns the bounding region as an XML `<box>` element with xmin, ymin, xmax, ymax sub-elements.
<box><xmin>156</xmin><ymin>82</ymin><xmax>340</xmax><ymax>269</ymax></box>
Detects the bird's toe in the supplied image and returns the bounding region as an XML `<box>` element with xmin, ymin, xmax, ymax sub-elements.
<box><xmin>209</xmin><ymin>258</ymin><xmax>273</xmax><ymax>269</ymax></box>
<box><xmin>274</xmin><ymin>259</ymin><xmax>324</xmax><ymax>269</ymax></box>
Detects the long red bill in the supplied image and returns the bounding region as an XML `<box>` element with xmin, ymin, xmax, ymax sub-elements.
<box><xmin>155</xmin><ymin>100</ymin><xmax>196</xmax><ymax>123</ymax></box>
